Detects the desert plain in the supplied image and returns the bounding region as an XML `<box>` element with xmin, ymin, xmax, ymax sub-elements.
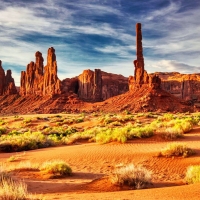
<box><xmin>0</xmin><ymin>112</ymin><xmax>200</xmax><ymax>199</ymax></box>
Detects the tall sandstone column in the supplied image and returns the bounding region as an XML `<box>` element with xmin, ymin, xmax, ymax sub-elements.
<box><xmin>20</xmin><ymin>51</ymin><xmax>44</xmax><ymax>96</ymax></box>
<box><xmin>43</xmin><ymin>47</ymin><xmax>61</xmax><ymax>95</ymax></box>
<box><xmin>129</xmin><ymin>23</ymin><xmax>161</xmax><ymax>90</ymax></box>
<box><xmin>134</xmin><ymin>23</ymin><xmax>148</xmax><ymax>85</ymax></box>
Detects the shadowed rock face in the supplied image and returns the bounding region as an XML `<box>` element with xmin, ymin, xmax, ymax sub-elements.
<box><xmin>77</xmin><ymin>69</ymin><xmax>128</xmax><ymax>101</ymax></box>
<box><xmin>20</xmin><ymin>47</ymin><xmax>61</xmax><ymax>96</ymax></box>
<box><xmin>129</xmin><ymin>23</ymin><xmax>161</xmax><ymax>90</ymax></box>
<box><xmin>0</xmin><ymin>61</ymin><xmax>17</xmax><ymax>95</ymax></box>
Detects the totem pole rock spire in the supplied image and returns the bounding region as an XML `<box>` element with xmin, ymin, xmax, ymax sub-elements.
<box><xmin>134</xmin><ymin>23</ymin><xmax>147</xmax><ymax>85</ymax></box>
<box><xmin>129</xmin><ymin>23</ymin><xmax>161</xmax><ymax>90</ymax></box>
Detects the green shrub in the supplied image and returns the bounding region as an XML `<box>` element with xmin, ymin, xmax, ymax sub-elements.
<box><xmin>160</xmin><ymin>143</ymin><xmax>194</xmax><ymax>157</ymax></box>
<box><xmin>0</xmin><ymin>131</ymin><xmax>53</xmax><ymax>152</ymax></box>
<box><xmin>185</xmin><ymin>165</ymin><xmax>200</xmax><ymax>184</ymax></box>
<box><xmin>40</xmin><ymin>160</ymin><xmax>72</xmax><ymax>177</ymax></box>
<box><xmin>110</xmin><ymin>164</ymin><xmax>152</xmax><ymax>189</ymax></box>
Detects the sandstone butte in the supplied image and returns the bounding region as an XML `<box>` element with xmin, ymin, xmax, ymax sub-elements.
<box><xmin>0</xmin><ymin>23</ymin><xmax>199</xmax><ymax>114</ymax></box>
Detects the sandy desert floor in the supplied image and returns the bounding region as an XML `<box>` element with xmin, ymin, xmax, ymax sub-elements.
<box><xmin>0</xmin><ymin>114</ymin><xmax>200</xmax><ymax>199</ymax></box>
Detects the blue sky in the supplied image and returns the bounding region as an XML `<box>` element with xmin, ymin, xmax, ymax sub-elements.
<box><xmin>0</xmin><ymin>0</ymin><xmax>200</xmax><ymax>86</ymax></box>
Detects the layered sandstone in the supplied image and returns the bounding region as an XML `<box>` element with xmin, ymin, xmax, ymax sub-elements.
<box><xmin>155</xmin><ymin>72</ymin><xmax>200</xmax><ymax>101</ymax></box>
<box><xmin>0</xmin><ymin>61</ymin><xmax>17</xmax><ymax>95</ymax></box>
<box><xmin>20</xmin><ymin>47</ymin><xmax>61</xmax><ymax>96</ymax></box>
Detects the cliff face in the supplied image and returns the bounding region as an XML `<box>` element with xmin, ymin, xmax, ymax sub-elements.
<box><xmin>77</xmin><ymin>69</ymin><xmax>128</xmax><ymax>101</ymax></box>
<box><xmin>0</xmin><ymin>60</ymin><xmax>17</xmax><ymax>95</ymax></box>
<box><xmin>155</xmin><ymin>72</ymin><xmax>200</xmax><ymax>101</ymax></box>
<box><xmin>20</xmin><ymin>47</ymin><xmax>61</xmax><ymax>96</ymax></box>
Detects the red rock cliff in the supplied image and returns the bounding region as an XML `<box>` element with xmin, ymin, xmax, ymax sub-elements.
<box><xmin>77</xmin><ymin>69</ymin><xmax>128</xmax><ymax>101</ymax></box>
<box><xmin>154</xmin><ymin>72</ymin><xmax>200</xmax><ymax>101</ymax></box>
<box><xmin>0</xmin><ymin>60</ymin><xmax>17</xmax><ymax>95</ymax></box>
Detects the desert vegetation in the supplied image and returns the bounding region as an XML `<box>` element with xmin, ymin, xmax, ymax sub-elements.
<box><xmin>0</xmin><ymin>112</ymin><xmax>200</xmax><ymax>152</ymax></box>
<box><xmin>159</xmin><ymin>143</ymin><xmax>194</xmax><ymax>158</ymax></box>
<box><xmin>185</xmin><ymin>165</ymin><xmax>200</xmax><ymax>184</ymax></box>
<box><xmin>110</xmin><ymin>163</ymin><xmax>152</xmax><ymax>189</ymax></box>
<box><xmin>0</xmin><ymin>112</ymin><xmax>199</xmax><ymax>199</ymax></box>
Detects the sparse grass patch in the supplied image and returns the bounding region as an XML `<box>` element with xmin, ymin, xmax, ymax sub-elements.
<box><xmin>40</xmin><ymin>160</ymin><xmax>72</xmax><ymax>177</ymax></box>
<box><xmin>0</xmin><ymin>166</ymin><xmax>33</xmax><ymax>199</ymax></box>
<box><xmin>185</xmin><ymin>165</ymin><xmax>200</xmax><ymax>184</ymax></box>
<box><xmin>159</xmin><ymin>143</ymin><xmax>194</xmax><ymax>158</ymax></box>
<box><xmin>110</xmin><ymin>163</ymin><xmax>152</xmax><ymax>189</ymax></box>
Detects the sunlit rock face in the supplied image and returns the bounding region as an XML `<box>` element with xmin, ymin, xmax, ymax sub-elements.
<box><xmin>20</xmin><ymin>47</ymin><xmax>61</xmax><ymax>96</ymax></box>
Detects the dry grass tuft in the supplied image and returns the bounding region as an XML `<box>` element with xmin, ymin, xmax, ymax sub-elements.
<box><xmin>110</xmin><ymin>164</ymin><xmax>152</xmax><ymax>189</ymax></box>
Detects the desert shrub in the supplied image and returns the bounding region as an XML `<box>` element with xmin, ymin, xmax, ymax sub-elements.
<box><xmin>95</xmin><ymin>129</ymin><xmax>113</xmax><ymax>144</ymax></box>
<box><xmin>23</xmin><ymin>118</ymin><xmax>32</xmax><ymax>124</ymax></box>
<box><xmin>161</xmin><ymin>126</ymin><xmax>184</xmax><ymax>140</ymax></box>
<box><xmin>8</xmin><ymin>130</ymin><xmax>22</xmax><ymax>135</ymax></box>
<box><xmin>127</xmin><ymin>126</ymin><xmax>154</xmax><ymax>139</ymax></box>
<box><xmin>40</xmin><ymin>160</ymin><xmax>72</xmax><ymax>177</ymax></box>
<box><xmin>0</xmin><ymin>131</ymin><xmax>55</xmax><ymax>152</ymax></box>
<box><xmin>76</xmin><ymin>117</ymin><xmax>84</xmax><ymax>123</ymax></box>
<box><xmin>95</xmin><ymin>124</ymin><xmax>153</xmax><ymax>144</ymax></box>
<box><xmin>0</xmin><ymin>127</ymin><xmax>7</xmax><ymax>135</ymax></box>
<box><xmin>43</xmin><ymin>126</ymin><xmax>77</xmax><ymax>136</ymax></box>
<box><xmin>0</xmin><ymin>119</ymin><xmax>6</xmax><ymax>126</ymax></box>
<box><xmin>162</xmin><ymin>113</ymin><xmax>174</xmax><ymax>121</ymax></box>
<box><xmin>110</xmin><ymin>164</ymin><xmax>152</xmax><ymax>189</ymax></box>
<box><xmin>185</xmin><ymin>165</ymin><xmax>200</xmax><ymax>184</ymax></box>
<box><xmin>160</xmin><ymin>143</ymin><xmax>194</xmax><ymax>157</ymax></box>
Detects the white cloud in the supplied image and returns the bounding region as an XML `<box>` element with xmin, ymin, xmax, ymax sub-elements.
<box><xmin>145</xmin><ymin>59</ymin><xmax>200</xmax><ymax>74</ymax></box>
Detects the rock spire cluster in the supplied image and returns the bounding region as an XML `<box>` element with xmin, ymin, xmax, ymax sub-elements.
<box><xmin>20</xmin><ymin>47</ymin><xmax>61</xmax><ymax>96</ymax></box>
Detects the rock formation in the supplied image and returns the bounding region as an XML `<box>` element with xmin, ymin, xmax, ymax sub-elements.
<box><xmin>20</xmin><ymin>47</ymin><xmax>61</xmax><ymax>96</ymax></box>
<box><xmin>77</xmin><ymin>69</ymin><xmax>128</xmax><ymax>101</ymax></box>
<box><xmin>78</xmin><ymin>69</ymin><xmax>102</xmax><ymax>101</ymax></box>
<box><xmin>154</xmin><ymin>72</ymin><xmax>200</xmax><ymax>102</ymax></box>
<box><xmin>0</xmin><ymin>60</ymin><xmax>5</xmax><ymax>95</ymax></box>
<box><xmin>129</xmin><ymin>23</ymin><xmax>161</xmax><ymax>90</ymax></box>
<box><xmin>0</xmin><ymin>60</ymin><xmax>17</xmax><ymax>95</ymax></box>
<box><xmin>43</xmin><ymin>47</ymin><xmax>61</xmax><ymax>95</ymax></box>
